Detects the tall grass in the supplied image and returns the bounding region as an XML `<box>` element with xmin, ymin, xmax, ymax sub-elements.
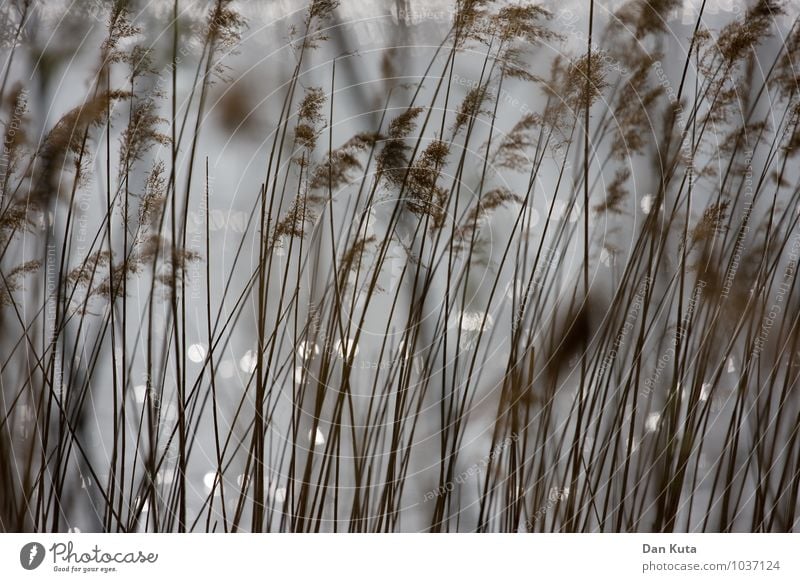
<box><xmin>0</xmin><ymin>0</ymin><xmax>799</xmax><ymax>532</ymax></box>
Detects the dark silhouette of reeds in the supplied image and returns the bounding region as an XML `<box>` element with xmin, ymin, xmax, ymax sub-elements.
<box><xmin>0</xmin><ymin>0</ymin><xmax>799</xmax><ymax>533</ymax></box>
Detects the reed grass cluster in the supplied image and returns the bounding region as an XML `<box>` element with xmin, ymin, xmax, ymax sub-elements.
<box><xmin>0</xmin><ymin>0</ymin><xmax>799</xmax><ymax>533</ymax></box>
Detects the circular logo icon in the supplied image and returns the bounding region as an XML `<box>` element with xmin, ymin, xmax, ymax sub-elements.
<box><xmin>20</xmin><ymin>542</ymin><xmax>45</xmax><ymax>570</ymax></box>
